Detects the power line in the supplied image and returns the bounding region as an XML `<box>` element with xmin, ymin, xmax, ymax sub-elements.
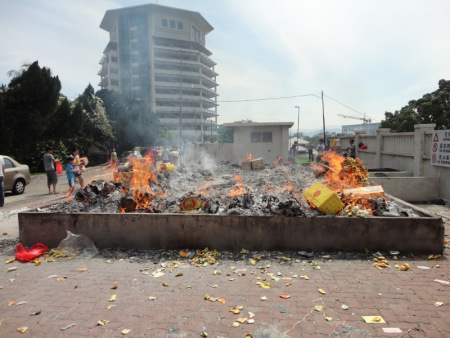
<box><xmin>218</xmin><ymin>93</ymin><xmax>321</xmax><ymax>103</ymax></box>
<box><xmin>324</xmin><ymin>94</ymin><xmax>378</xmax><ymax>122</ymax></box>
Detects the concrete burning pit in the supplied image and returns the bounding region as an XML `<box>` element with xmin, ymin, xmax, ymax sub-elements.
<box><xmin>18</xmin><ymin>159</ymin><xmax>444</xmax><ymax>253</ymax></box>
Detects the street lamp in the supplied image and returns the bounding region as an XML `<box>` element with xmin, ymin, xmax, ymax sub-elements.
<box><xmin>295</xmin><ymin>106</ymin><xmax>300</xmax><ymax>146</ymax></box>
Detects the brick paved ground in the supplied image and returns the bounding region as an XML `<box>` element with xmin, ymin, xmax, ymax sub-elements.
<box><xmin>0</xmin><ymin>217</ymin><xmax>449</xmax><ymax>337</ymax></box>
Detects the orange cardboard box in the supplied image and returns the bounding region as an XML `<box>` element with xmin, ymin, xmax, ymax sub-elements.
<box><xmin>303</xmin><ymin>182</ymin><xmax>344</xmax><ymax>215</ymax></box>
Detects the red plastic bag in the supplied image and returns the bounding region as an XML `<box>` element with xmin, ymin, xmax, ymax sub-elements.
<box><xmin>15</xmin><ymin>243</ymin><xmax>48</xmax><ymax>262</ymax></box>
<box><xmin>55</xmin><ymin>161</ymin><xmax>63</xmax><ymax>174</ymax></box>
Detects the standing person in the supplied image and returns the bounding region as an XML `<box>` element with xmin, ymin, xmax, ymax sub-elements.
<box><xmin>316</xmin><ymin>139</ymin><xmax>326</xmax><ymax>163</ymax></box>
<box><xmin>71</xmin><ymin>148</ymin><xmax>85</xmax><ymax>189</ymax></box>
<box><xmin>161</xmin><ymin>146</ymin><xmax>170</xmax><ymax>164</ymax></box>
<box><xmin>307</xmin><ymin>142</ymin><xmax>315</xmax><ymax>162</ymax></box>
<box><xmin>43</xmin><ymin>146</ymin><xmax>59</xmax><ymax>194</ymax></box>
<box><xmin>111</xmin><ymin>148</ymin><xmax>118</xmax><ymax>165</ymax></box>
<box><xmin>0</xmin><ymin>155</ymin><xmax>5</xmax><ymax>207</ymax></box>
<box><xmin>325</xmin><ymin>140</ymin><xmax>331</xmax><ymax>151</ymax></box>
<box><xmin>348</xmin><ymin>139</ymin><xmax>356</xmax><ymax>158</ymax></box>
<box><xmin>169</xmin><ymin>146</ymin><xmax>179</xmax><ymax>165</ymax></box>
<box><xmin>65</xmin><ymin>156</ymin><xmax>76</xmax><ymax>195</ymax></box>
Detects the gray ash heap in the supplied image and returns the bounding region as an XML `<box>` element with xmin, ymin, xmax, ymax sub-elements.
<box><xmin>42</xmin><ymin>162</ymin><xmax>418</xmax><ymax>217</ymax></box>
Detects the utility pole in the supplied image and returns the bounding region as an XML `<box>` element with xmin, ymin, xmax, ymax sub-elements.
<box><xmin>295</xmin><ymin>105</ymin><xmax>300</xmax><ymax>146</ymax></box>
<box><xmin>179</xmin><ymin>53</ymin><xmax>182</xmax><ymax>153</ymax></box>
<box><xmin>321</xmin><ymin>91</ymin><xmax>326</xmax><ymax>143</ymax></box>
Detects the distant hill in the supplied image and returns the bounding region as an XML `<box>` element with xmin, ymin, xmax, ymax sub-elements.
<box><xmin>292</xmin><ymin>126</ymin><xmax>343</xmax><ymax>137</ymax></box>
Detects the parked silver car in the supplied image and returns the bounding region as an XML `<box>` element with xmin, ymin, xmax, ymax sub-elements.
<box><xmin>1</xmin><ymin>155</ymin><xmax>31</xmax><ymax>194</ymax></box>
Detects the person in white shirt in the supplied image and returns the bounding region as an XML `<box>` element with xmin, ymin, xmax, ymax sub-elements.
<box><xmin>161</xmin><ymin>146</ymin><xmax>170</xmax><ymax>163</ymax></box>
<box><xmin>0</xmin><ymin>155</ymin><xmax>5</xmax><ymax>207</ymax></box>
<box><xmin>43</xmin><ymin>146</ymin><xmax>59</xmax><ymax>194</ymax></box>
<box><xmin>316</xmin><ymin>139</ymin><xmax>326</xmax><ymax>163</ymax></box>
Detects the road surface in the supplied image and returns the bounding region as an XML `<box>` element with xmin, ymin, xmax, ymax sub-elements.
<box><xmin>0</xmin><ymin>165</ymin><xmax>113</xmax><ymax>218</ymax></box>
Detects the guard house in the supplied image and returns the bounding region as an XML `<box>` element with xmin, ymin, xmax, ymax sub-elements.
<box><xmin>223</xmin><ymin>122</ymin><xmax>294</xmax><ymax>163</ymax></box>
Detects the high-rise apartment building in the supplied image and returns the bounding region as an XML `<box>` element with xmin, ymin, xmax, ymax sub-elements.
<box><xmin>99</xmin><ymin>4</ymin><xmax>218</xmax><ymax>142</ymax></box>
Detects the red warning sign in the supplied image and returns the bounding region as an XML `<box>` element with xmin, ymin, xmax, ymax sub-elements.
<box><xmin>430</xmin><ymin>130</ymin><xmax>450</xmax><ymax>168</ymax></box>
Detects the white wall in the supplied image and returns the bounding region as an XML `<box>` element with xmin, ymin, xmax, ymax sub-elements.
<box><xmin>340</xmin><ymin>124</ymin><xmax>449</xmax><ymax>201</ymax></box>
<box><xmin>186</xmin><ymin>125</ymin><xmax>291</xmax><ymax>164</ymax></box>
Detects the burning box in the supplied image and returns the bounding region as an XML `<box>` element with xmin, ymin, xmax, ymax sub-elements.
<box><xmin>242</xmin><ymin>158</ymin><xmax>265</xmax><ymax>170</ymax></box>
<box><xmin>251</xmin><ymin>158</ymin><xmax>265</xmax><ymax>170</ymax></box>
<box><xmin>343</xmin><ymin>186</ymin><xmax>385</xmax><ymax>199</ymax></box>
<box><xmin>113</xmin><ymin>172</ymin><xmax>134</xmax><ymax>186</ymax></box>
<box><xmin>303</xmin><ymin>182</ymin><xmax>344</xmax><ymax>215</ymax></box>
<box><xmin>132</xmin><ymin>158</ymin><xmax>154</xmax><ymax>172</ymax></box>
<box><xmin>242</xmin><ymin>161</ymin><xmax>251</xmax><ymax>170</ymax></box>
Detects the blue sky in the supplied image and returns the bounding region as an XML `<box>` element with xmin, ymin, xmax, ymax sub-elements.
<box><xmin>1</xmin><ymin>0</ymin><xmax>450</xmax><ymax>132</ymax></box>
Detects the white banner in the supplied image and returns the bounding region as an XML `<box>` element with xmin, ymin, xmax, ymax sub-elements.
<box><xmin>430</xmin><ymin>130</ymin><xmax>450</xmax><ymax>167</ymax></box>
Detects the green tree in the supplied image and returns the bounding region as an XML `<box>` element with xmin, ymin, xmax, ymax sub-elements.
<box><xmin>218</xmin><ymin>125</ymin><xmax>233</xmax><ymax>143</ymax></box>
<box><xmin>381</xmin><ymin>79</ymin><xmax>450</xmax><ymax>132</ymax></box>
<box><xmin>71</xmin><ymin>84</ymin><xmax>115</xmax><ymax>155</ymax></box>
<box><xmin>1</xmin><ymin>61</ymin><xmax>61</xmax><ymax>162</ymax></box>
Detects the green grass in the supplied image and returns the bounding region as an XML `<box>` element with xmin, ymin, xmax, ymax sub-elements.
<box><xmin>295</xmin><ymin>156</ymin><xmax>313</xmax><ymax>164</ymax></box>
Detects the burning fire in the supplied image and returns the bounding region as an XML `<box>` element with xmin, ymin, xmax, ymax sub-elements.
<box><xmin>230</xmin><ymin>175</ymin><xmax>246</xmax><ymax>197</ymax></box>
<box><xmin>247</xmin><ymin>153</ymin><xmax>253</xmax><ymax>161</ymax></box>
<box><xmin>118</xmin><ymin>157</ymin><xmax>167</xmax><ymax>211</ymax></box>
<box><xmin>196</xmin><ymin>182</ymin><xmax>212</xmax><ymax>198</ymax></box>
<box><xmin>310</xmin><ymin>152</ymin><xmax>378</xmax><ymax>214</ymax></box>
<box><xmin>273</xmin><ymin>156</ymin><xmax>282</xmax><ymax>167</ymax></box>
<box><xmin>313</xmin><ymin>152</ymin><xmax>368</xmax><ymax>192</ymax></box>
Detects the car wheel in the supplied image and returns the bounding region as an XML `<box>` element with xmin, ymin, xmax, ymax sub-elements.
<box><xmin>12</xmin><ymin>179</ymin><xmax>26</xmax><ymax>195</ymax></box>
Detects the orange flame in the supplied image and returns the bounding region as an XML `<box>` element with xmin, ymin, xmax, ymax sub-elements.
<box><xmin>273</xmin><ymin>156</ymin><xmax>282</xmax><ymax>167</ymax></box>
<box><xmin>281</xmin><ymin>183</ymin><xmax>293</xmax><ymax>192</ymax></box>
<box><xmin>196</xmin><ymin>182</ymin><xmax>212</xmax><ymax>198</ymax></box>
<box><xmin>313</xmin><ymin>152</ymin><xmax>361</xmax><ymax>192</ymax></box>
<box><xmin>230</xmin><ymin>175</ymin><xmax>245</xmax><ymax>197</ymax></box>
<box><xmin>247</xmin><ymin>153</ymin><xmax>253</xmax><ymax>161</ymax></box>
<box><xmin>119</xmin><ymin>157</ymin><xmax>167</xmax><ymax>210</ymax></box>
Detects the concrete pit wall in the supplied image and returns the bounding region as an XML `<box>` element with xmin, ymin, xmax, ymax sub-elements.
<box><xmin>19</xmin><ymin>205</ymin><xmax>444</xmax><ymax>254</ymax></box>
<box><xmin>371</xmin><ymin>177</ymin><xmax>440</xmax><ymax>202</ymax></box>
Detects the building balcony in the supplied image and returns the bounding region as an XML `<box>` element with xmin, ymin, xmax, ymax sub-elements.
<box><xmin>98</xmin><ymin>77</ymin><xmax>109</xmax><ymax>87</ymax></box>
<box><xmin>156</xmin><ymin>106</ymin><xmax>217</xmax><ymax>116</ymax></box>
<box><xmin>97</xmin><ymin>66</ymin><xmax>108</xmax><ymax>76</ymax></box>
<box><xmin>154</xmin><ymin>81</ymin><xmax>217</xmax><ymax>97</ymax></box>
<box><xmin>155</xmin><ymin>94</ymin><xmax>217</xmax><ymax>107</ymax></box>
<box><xmin>159</xmin><ymin>118</ymin><xmax>216</xmax><ymax>125</ymax></box>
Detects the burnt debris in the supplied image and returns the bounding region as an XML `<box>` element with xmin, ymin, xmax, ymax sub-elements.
<box><xmin>42</xmin><ymin>162</ymin><xmax>418</xmax><ymax>217</ymax></box>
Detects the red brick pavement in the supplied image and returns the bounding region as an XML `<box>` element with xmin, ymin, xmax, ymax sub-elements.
<box><xmin>0</xmin><ymin>221</ymin><xmax>449</xmax><ymax>337</ymax></box>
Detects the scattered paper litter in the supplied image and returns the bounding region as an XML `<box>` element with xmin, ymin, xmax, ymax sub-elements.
<box><xmin>417</xmin><ymin>266</ymin><xmax>431</xmax><ymax>270</ymax></box>
<box><xmin>362</xmin><ymin>316</ymin><xmax>386</xmax><ymax>324</ymax></box>
<box><xmin>60</xmin><ymin>323</ymin><xmax>76</xmax><ymax>331</ymax></box>
<box><xmin>382</xmin><ymin>328</ymin><xmax>402</xmax><ymax>333</ymax></box>
<box><xmin>434</xmin><ymin>279</ymin><xmax>449</xmax><ymax>285</ymax></box>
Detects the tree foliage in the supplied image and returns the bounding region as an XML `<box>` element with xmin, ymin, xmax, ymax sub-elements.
<box><xmin>71</xmin><ymin>84</ymin><xmax>115</xmax><ymax>153</ymax></box>
<box><xmin>0</xmin><ymin>61</ymin><xmax>62</xmax><ymax>165</ymax></box>
<box><xmin>218</xmin><ymin>125</ymin><xmax>233</xmax><ymax>143</ymax></box>
<box><xmin>381</xmin><ymin>79</ymin><xmax>450</xmax><ymax>132</ymax></box>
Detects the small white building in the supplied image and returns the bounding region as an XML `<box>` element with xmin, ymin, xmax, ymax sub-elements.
<box><xmin>223</xmin><ymin>122</ymin><xmax>293</xmax><ymax>163</ymax></box>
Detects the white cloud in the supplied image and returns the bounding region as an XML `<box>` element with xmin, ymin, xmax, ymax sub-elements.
<box><xmin>1</xmin><ymin>0</ymin><xmax>449</xmax><ymax>130</ymax></box>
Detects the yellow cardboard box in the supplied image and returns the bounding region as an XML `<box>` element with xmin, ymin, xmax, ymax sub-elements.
<box><xmin>303</xmin><ymin>182</ymin><xmax>344</xmax><ymax>215</ymax></box>
<box><xmin>113</xmin><ymin>172</ymin><xmax>134</xmax><ymax>186</ymax></box>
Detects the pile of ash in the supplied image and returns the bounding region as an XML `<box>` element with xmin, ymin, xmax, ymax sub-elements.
<box><xmin>41</xmin><ymin>162</ymin><xmax>419</xmax><ymax>217</ymax></box>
